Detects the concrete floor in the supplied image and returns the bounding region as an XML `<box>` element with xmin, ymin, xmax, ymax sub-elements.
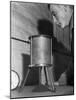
<box><xmin>11</xmin><ymin>85</ymin><xmax>74</xmax><ymax>99</ymax></box>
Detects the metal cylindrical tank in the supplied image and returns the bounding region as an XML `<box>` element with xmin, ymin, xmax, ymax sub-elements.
<box><xmin>29</xmin><ymin>35</ymin><xmax>52</xmax><ymax>66</ymax></box>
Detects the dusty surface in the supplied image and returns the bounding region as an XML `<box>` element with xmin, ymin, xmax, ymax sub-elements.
<box><xmin>11</xmin><ymin>85</ymin><xmax>74</xmax><ymax>99</ymax></box>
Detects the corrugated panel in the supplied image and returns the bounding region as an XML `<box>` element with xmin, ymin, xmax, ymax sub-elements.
<box><xmin>53</xmin><ymin>23</ymin><xmax>71</xmax><ymax>53</ymax></box>
<box><xmin>63</xmin><ymin>26</ymin><xmax>71</xmax><ymax>51</ymax></box>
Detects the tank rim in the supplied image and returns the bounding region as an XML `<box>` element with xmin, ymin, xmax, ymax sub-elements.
<box><xmin>29</xmin><ymin>34</ymin><xmax>53</xmax><ymax>40</ymax></box>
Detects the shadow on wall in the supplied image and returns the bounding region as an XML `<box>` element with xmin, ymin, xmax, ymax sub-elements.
<box><xmin>21</xmin><ymin>54</ymin><xmax>39</xmax><ymax>86</ymax></box>
<box><xmin>37</xmin><ymin>19</ymin><xmax>53</xmax><ymax>36</ymax></box>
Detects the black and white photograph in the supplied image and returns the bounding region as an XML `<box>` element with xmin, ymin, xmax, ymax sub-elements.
<box><xmin>10</xmin><ymin>1</ymin><xmax>74</xmax><ymax>99</ymax></box>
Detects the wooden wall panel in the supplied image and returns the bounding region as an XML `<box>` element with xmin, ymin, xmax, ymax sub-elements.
<box><xmin>11</xmin><ymin>39</ymin><xmax>30</xmax><ymax>85</ymax></box>
<box><xmin>11</xmin><ymin>39</ymin><xmax>39</xmax><ymax>86</ymax></box>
